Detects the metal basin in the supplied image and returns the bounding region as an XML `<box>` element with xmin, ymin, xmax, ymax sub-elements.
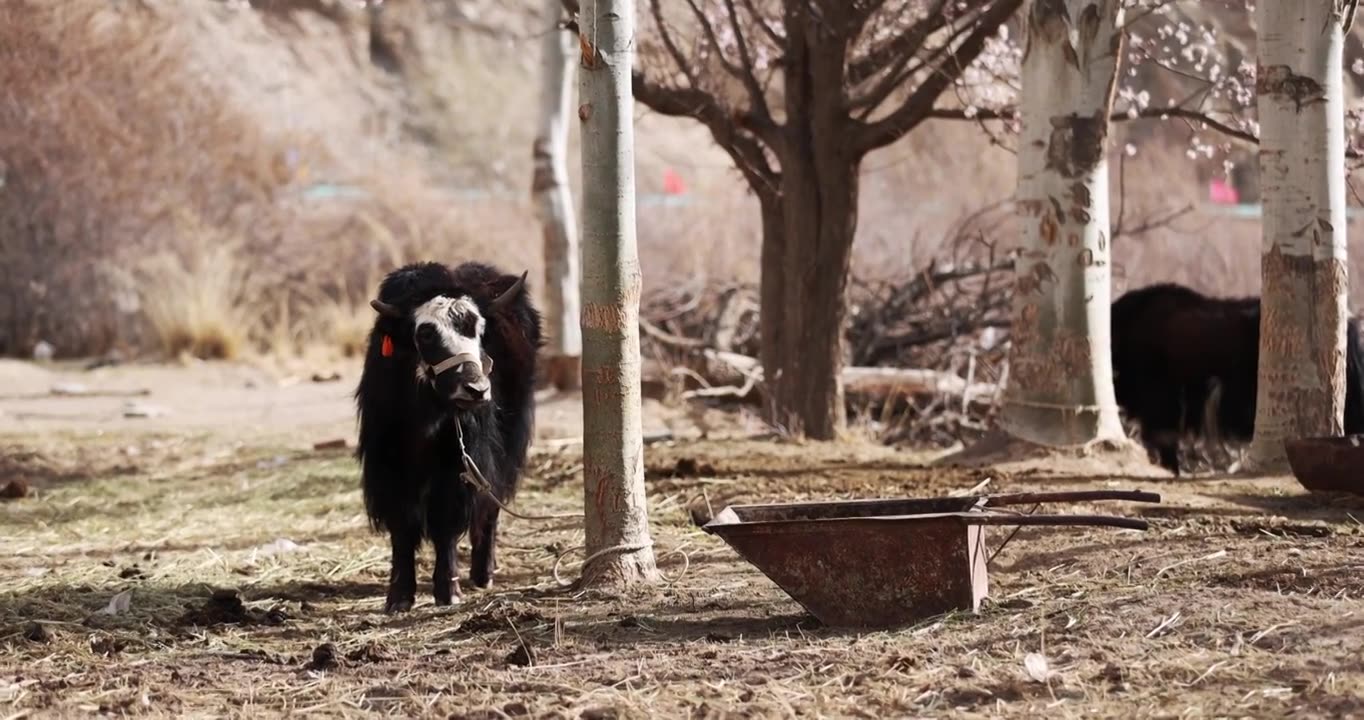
<box><xmin>1285</xmin><ymin>435</ymin><xmax>1364</xmax><ymax>495</ymax></box>
<box><xmin>703</xmin><ymin>490</ymin><xmax>1160</xmax><ymax>629</ymax></box>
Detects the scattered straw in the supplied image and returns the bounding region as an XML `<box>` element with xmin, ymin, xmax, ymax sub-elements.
<box><xmin>3</xmin><ymin>433</ymin><xmax>1364</xmax><ymax>717</ymax></box>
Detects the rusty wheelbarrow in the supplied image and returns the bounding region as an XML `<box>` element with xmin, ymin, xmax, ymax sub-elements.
<box><xmin>1285</xmin><ymin>435</ymin><xmax>1364</xmax><ymax>495</ymax></box>
<box><xmin>702</xmin><ymin>489</ymin><xmax>1160</xmax><ymax>628</ymax></box>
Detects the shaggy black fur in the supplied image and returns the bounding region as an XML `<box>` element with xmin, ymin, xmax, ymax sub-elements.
<box><xmin>1111</xmin><ymin>282</ymin><xmax>1364</xmax><ymax>475</ymax></box>
<box><xmin>354</xmin><ymin>261</ymin><xmax>542</xmax><ymax>612</ymax></box>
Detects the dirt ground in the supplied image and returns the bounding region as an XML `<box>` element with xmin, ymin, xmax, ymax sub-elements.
<box><xmin>3</xmin><ymin>360</ymin><xmax>1364</xmax><ymax>718</ymax></box>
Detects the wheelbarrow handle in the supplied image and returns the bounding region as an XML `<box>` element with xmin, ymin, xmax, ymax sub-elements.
<box><xmin>965</xmin><ymin>513</ymin><xmax>1150</xmax><ymax>531</ymax></box>
<box><xmin>979</xmin><ymin>490</ymin><xmax>1162</xmax><ymax>507</ymax></box>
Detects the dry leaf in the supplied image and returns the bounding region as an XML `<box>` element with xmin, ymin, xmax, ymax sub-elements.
<box><xmin>1024</xmin><ymin>652</ymin><xmax>1051</xmax><ymax>683</ymax></box>
<box><xmin>254</xmin><ymin>538</ymin><xmax>302</xmax><ymax>557</ymax></box>
<box><xmin>99</xmin><ymin>590</ymin><xmax>132</xmax><ymax>615</ymax></box>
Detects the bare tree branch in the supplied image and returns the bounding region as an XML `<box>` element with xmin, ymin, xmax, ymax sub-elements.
<box><xmin>849</xmin><ymin>0</ymin><xmax>892</xmax><ymax>27</ymax></box>
<box><xmin>850</xmin><ymin>9</ymin><xmax>981</xmax><ymax>117</ymax></box>
<box><xmin>721</xmin><ymin>0</ymin><xmax>778</xmax><ymax>133</ymax></box>
<box><xmin>847</xmin><ymin>0</ymin><xmax>949</xmax><ymax>86</ymax></box>
<box><xmin>632</xmin><ymin>72</ymin><xmax>781</xmax><ymax>192</ymax></box>
<box><xmin>738</xmin><ymin>0</ymin><xmax>784</xmax><ymax>47</ymax></box>
<box><xmin>852</xmin><ymin>0</ymin><xmax>1023</xmax><ymax>153</ymax></box>
<box><xmin>925</xmin><ymin>105</ymin><xmax>1276</xmax><ymax>151</ymax></box>
<box><xmin>646</xmin><ymin>0</ymin><xmax>780</xmax><ymax>145</ymax></box>
<box><xmin>679</xmin><ymin>0</ymin><xmax>752</xmax><ymax>80</ymax></box>
<box><xmin>648</xmin><ymin>0</ymin><xmax>708</xmax><ymax>92</ymax></box>
<box><xmin>1113</xmin><ymin>203</ymin><xmax>1197</xmax><ymax>240</ymax></box>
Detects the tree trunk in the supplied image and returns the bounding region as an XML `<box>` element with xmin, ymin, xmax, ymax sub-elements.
<box><xmin>756</xmin><ymin>189</ymin><xmax>786</xmax><ymax>426</ymax></box>
<box><xmin>999</xmin><ymin>0</ymin><xmax>1126</xmax><ymax>446</ymax></box>
<box><xmin>575</xmin><ymin>0</ymin><xmax>659</xmax><ymax>587</ymax></box>
<box><xmin>533</xmin><ymin>0</ymin><xmax>582</xmax><ymax>391</ymax></box>
<box><xmin>763</xmin><ymin>4</ymin><xmax>857</xmax><ymax>440</ymax></box>
<box><xmin>1246</xmin><ymin>0</ymin><xmax>1350</xmax><ymax>471</ymax></box>
<box><xmin>767</xmin><ymin>158</ymin><xmax>858</xmax><ymax>440</ymax></box>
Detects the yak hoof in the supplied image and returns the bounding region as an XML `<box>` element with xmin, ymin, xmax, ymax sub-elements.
<box><xmin>470</xmin><ymin>574</ymin><xmax>494</xmax><ymax>591</ymax></box>
<box><xmin>433</xmin><ymin>581</ymin><xmax>464</xmax><ymax>607</ymax></box>
<box><xmin>384</xmin><ymin>597</ymin><xmax>414</xmax><ymax>614</ymax></box>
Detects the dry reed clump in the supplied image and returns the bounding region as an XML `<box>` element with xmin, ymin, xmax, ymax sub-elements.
<box><xmin>126</xmin><ymin>238</ymin><xmax>265</xmax><ymax>362</ymax></box>
<box><xmin>309</xmin><ymin>290</ymin><xmax>377</xmax><ymax>359</ymax></box>
<box><xmin>0</xmin><ymin>0</ymin><xmax>549</xmax><ymax>361</ymax></box>
<box><xmin>0</xmin><ymin>0</ymin><xmax>293</xmax><ymax>358</ymax></box>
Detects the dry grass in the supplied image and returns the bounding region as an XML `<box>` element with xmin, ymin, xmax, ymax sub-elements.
<box><xmin>3</xmin><ymin>431</ymin><xmax>1364</xmax><ymax>717</ymax></box>
<box><xmin>128</xmin><ymin>235</ymin><xmax>265</xmax><ymax>361</ymax></box>
<box><xmin>0</xmin><ymin>0</ymin><xmax>282</xmax><ymax>357</ymax></box>
<box><xmin>307</xmin><ymin>289</ymin><xmax>379</xmax><ymax>360</ymax></box>
<box><xmin>0</xmin><ymin>0</ymin><xmax>547</xmax><ymax>360</ymax></box>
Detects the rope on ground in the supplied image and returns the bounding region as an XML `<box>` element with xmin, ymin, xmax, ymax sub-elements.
<box><xmin>551</xmin><ymin>541</ymin><xmax>692</xmax><ymax>588</ymax></box>
<box><xmin>456</xmin><ymin>421</ymin><xmax>581</xmax><ymax>521</ymax></box>
<box><xmin>455</xmin><ymin>421</ymin><xmax>694</xmax><ymax>587</ymax></box>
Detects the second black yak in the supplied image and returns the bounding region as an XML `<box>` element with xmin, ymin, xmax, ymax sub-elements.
<box><xmin>1111</xmin><ymin>282</ymin><xmax>1364</xmax><ymax>475</ymax></box>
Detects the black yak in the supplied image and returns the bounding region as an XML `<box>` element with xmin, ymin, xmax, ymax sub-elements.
<box><xmin>1111</xmin><ymin>282</ymin><xmax>1364</xmax><ymax>475</ymax></box>
<box><xmin>354</xmin><ymin>261</ymin><xmax>542</xmax><ymax>612</ymax></box>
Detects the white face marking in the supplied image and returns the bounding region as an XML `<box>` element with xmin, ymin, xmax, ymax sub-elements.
<box><xmin>411</xmin><ymin>295</ymin><xmax>486</xmax><ymax>377</ymax></box>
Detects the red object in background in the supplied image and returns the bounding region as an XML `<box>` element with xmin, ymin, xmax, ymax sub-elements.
<box><xmin>663</xmin><ymin>167</ymin><xmax>686</xmax><ymax>195</ymax></box>
<box><xmin>1208</xmin><ymin>177</ymin><xmax>1239</xmax><ymax>205</ymax></box>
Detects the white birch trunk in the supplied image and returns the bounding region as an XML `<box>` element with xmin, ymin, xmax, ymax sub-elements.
<box><xmin>576</xmin><ymin>0</ymin><xmax>659</xmax><ymax>586</ymax></box>
<box><xmin>533</xmin><ymin>0</ymin><xmax>583</xmax><ymax>391</ymax></box>
<box><xmin>1245</xmin><ymin>0</ymin><xmax>1351</xmax><ymax>471</ymax></box>
<box><xmin>1000</xmin><ymin>0</ymin><xmax>1126</xmax><ymax>446</ymax></box>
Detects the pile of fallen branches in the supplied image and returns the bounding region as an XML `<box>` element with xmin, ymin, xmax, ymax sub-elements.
<box><xmin>639</xmin><ymin>209</ymin><xmax>1017</xmax><ymax>448</ymax></box>
<box><xmin>847</xmin><ymin>234</ymin><xmax>1015</xmax><ymax>445</ymax></box>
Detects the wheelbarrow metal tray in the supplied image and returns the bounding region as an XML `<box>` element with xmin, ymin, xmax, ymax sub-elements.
<box><xmin>703</xmin><ymin>490</ymin><xmax>1159</xmax><ymax>629</ymax></box>
<box><xmin>1285</xmin><ymin>435</ymin><xmax>1364</xmax><ymax>495</ymax></box>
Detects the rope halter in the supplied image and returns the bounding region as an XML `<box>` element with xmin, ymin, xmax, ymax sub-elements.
<box><xmin>424</xmin><ymin>350</ymin><xmax>484</xmax><ymax>379</ymax></box>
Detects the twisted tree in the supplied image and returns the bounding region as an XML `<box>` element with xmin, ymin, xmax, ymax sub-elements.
<box><xmin>631</xmin><ymin>0</ymin><xmax>1024</xmax><ymax>439</ymax></box>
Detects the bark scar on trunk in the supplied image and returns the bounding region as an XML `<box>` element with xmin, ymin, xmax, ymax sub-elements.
<box><xmin>1256</xmin><ymin>63</ymin><xmax>1327</xmax><ymax>111</ymax></box>
<box><xmin>1028</xmin><ymin>0</ymin><xmax>1076</xmax><ymax>66</ymax></box>
<box><xmin>579</xmin><ymin>35</ymin><xmax>596</xmax><ymax>68</ymax></box>
<box><xmin>1016</xmin><ymin>261</ymin><xmax>1058</xmax><ymax>295</ymax></box>
<box><xmin>1040</xmin><ymin>214</ymin><xmax>1059</xmax><ymax>245</ymax></box>
<box><xmin>1045</xmin><ymin>113</ymin><xmax>1107</xmax><ymax>177</ymax></box>
<box><xmin>582</xmin><ymin>302</ymin><xmax>630</xmax><ymax>331</ymax></box>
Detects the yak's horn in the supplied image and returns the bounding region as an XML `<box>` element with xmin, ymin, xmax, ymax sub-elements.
<box><xmin>370</xmin><ymin>299</ymin><xmax>404</xmax><ymax>318</ymax></box>
<box><xmin>490</xmin><ymin>271</ymin><xmax>529</xmax><ymax>311</ymax></box>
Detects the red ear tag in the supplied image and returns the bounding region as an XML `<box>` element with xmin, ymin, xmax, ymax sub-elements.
<box><xmin>381</xmin><ymin>335</ymin><xmax>394</xmax><ymax>357</ymax></box>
